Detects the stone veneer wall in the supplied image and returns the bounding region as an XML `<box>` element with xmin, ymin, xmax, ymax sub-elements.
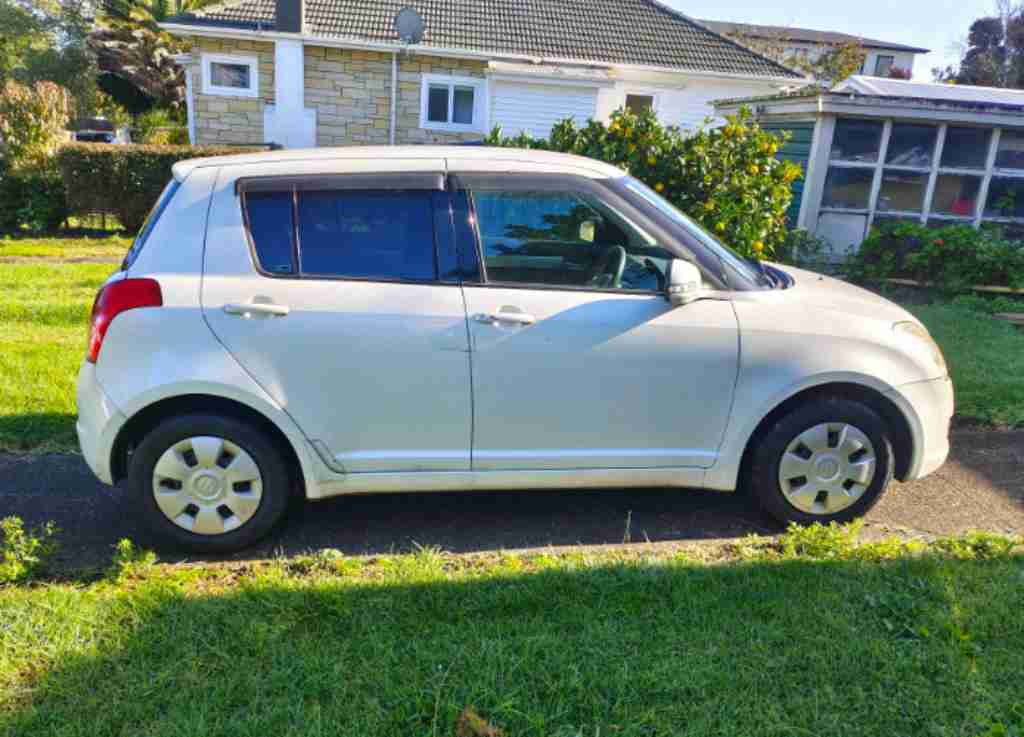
<box><xmin>187</xmin><ymin>37</ymin><xmax>275</xmax><ymax>145</ymax></box>
<box><xmin>304</xmin><ymin>47</ymin><xmax>488</xmax><ymax>146</ymax></box>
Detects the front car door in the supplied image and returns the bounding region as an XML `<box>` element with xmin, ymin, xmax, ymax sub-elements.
<box><xmin>202</xmin><ymin>163</ymin><xmax>473</xmax><ymax>474</ymax></box>
<box><xmin>450</xmin><ymin>171</ymin><xmax>740</xmax><ymax>472</ymax></box>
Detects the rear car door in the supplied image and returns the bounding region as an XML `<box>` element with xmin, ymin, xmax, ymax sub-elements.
<box><xmin>450</xmin><ymin>171</ymin><xmax>740</xmax><ymax>472</ymax></box>
<box><xmin>202</xmin><ymin>164</ymin><xmax>473</xmax><ymax>473</ymax></box>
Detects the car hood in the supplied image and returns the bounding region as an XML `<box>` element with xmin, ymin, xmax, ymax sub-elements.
<box><xmin>769</xmin><ymin>264</ymin><xmax>918</xmax><ymax>326</ymax></box>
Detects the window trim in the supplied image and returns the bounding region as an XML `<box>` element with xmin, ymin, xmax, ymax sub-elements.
<box><xmin>419</xmin><ymin>74</ymin><xmax>488</xmax><ymax>133</ymax></box>
<box><xmin>873</xmin><ymin>55</ymin><xmax>896</xmax><ymax>77</ymax></box>
<box><xmin>624</xmin><ymin>90</ymin><xmax>659</xmax><ymax>116</ymax></box>
<box><xmin>239</xmin><ymin>179</ymin><xmax>454</xmax><ymax>286</ymax></box>
<box><xmin>202</xmin><ymin>53</ymin><xmax>259</xmax><ymax>98</ymax></box>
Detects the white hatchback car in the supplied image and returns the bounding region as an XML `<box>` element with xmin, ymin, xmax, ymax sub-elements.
<box><xmin>77</xmin><ymin>147</ymin><xmax>953</xmax><ymax>553</ymax></box>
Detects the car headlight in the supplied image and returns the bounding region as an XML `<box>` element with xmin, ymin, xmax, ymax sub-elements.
<box><xmin>894</xmin><ymin>321</ymin><xmax>947</xmax><ymax>375</ymax></box>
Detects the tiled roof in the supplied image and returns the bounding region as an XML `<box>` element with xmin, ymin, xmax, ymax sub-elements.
<box><xmin>699</xmin><ymin>20</ymin><xmax>930</xmax><ymax>55</ymax></box>
<box><xmin>166</xmin><ymin>0</ymin><xmax>803</xmax><ymax>78</ymax></box>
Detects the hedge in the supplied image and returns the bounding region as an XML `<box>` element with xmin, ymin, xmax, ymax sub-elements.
<box><xmin>56</xmin><ymin>143</ymin><xmax>270</xmax><ymax>232</ymax></box>
<box><xmin>846</xmin><ymin>220</ymin><xmax>1024</xmax><ymax>295</ymax></box>
<box><xmin>0</xmin><ymin>157</ymin><xmax>68</xmax><ymax>233</ymax></box>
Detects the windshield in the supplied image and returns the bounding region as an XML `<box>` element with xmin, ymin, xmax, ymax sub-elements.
<box><xmin>615</xmin><ymin>177</ymin><xmax>772</xmax><ymax>290</ymax></box>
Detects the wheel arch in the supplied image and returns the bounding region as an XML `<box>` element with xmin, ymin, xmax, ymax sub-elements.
<box><xmin>110</xmin><ymin>393</ymin><xmax>306</xmax><ymax>496</ymax></box>
<box><xmin>736</xmin><ymin>382</ymin><xmax>915</xmax><ymax>488</ymax></box>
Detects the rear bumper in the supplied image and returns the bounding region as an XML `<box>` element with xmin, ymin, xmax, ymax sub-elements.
<box><xmin>886</xmin><ymin>376</ymin><xmax>954</xmax><ymax>481</ymax></box>
<box><xmin>76</xmin><ymin>362</ymin><xmax>126</xmax><ymax>485</ymax></box>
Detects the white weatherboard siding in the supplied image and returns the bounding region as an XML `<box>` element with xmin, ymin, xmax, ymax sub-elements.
<box><xmin>491</xmin><ymin>81</ymin><xmax>598</xmax><ymax>138</ymax></box>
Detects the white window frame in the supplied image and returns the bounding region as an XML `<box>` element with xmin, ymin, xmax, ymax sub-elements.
<box><xmin>419</xmin><ymin>74</ymin><xmax>489</xmax><ymax>133</ymax></box>
<box><xmin>202</xmin><ymin>53</ymin><xmax>259</xmax><ymax>98</ymax></box>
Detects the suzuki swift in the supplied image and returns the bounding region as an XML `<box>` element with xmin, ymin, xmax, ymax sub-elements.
<box><xmin>77</xmin><ymin>147</ymin><xmax>953</xmax><ymax>553</ymax></box>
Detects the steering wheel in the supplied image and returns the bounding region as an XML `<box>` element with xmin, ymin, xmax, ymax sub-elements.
<box><xmin>587</xmin><ymin>245</ymin><xmax>628</xmax><ymax>289</ymax></box>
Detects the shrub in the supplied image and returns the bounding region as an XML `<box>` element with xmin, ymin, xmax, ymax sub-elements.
<box><xmin>485</xmin><ymin>107</ymin><xmax>802</xmax><ymax>259</ymax></box>
<box><xmin>132</xmin><ymin>107</ymin><xmax>189</xmax><ymax>145</ymax></box>
<box><xmin>847</xmin><ymin>220</ymin><xmax>1024</xmax><ymax>295</ymax></box>
<box><xmin>0</xmin><ymin>516</ymin><xmax>60</xmax><ymax>584</ymax></box>
<box><xmin>0</xmin><ymin>80</ymin><xmax>71</xmax><ymax>172</ymax></box>
<box><xmin>950</xmin><ymin>293</ymin><xmax>1023</xmax><ymax>314</ymax></box>
<box><xmin>56</xmin><ymin>142</ymin><xmax>267</xmax><ymax>232</ymax></box>
<box><xmin>0</xmin><ymin>161</ymin><xmax>69</xmax><ymax>233</ymax></box>
<box><xmin>776</xmin><ymin>228</ymin><xmax>833</xmax><ymax>272</ymax></box>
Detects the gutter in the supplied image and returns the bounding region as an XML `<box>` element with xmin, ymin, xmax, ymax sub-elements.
<box><xmin>159</xmin><ymin>23</ymin><xmax>805</xmax><ymax>85</ymax></box>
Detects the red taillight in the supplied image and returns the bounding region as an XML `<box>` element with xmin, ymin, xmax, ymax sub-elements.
<box><xmin>87</xmin><ymin>278</ymin><xmax>163</xmax><ymax>363</ymax></box>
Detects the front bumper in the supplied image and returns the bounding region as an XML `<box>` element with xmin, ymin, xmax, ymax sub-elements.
<box><xmin>76</xmin><ymin>362</ymin><xmax>127</xmax><ymax>485</ymax></box>
<box><xmin>886</xmin><ymin>376</ymin><xmax>954</xmax><ymax>481</ymax></box>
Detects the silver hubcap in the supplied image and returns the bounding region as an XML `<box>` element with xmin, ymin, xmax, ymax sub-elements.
<box><xmin>151</xmin><ymin>436</ymin><xmax>263</xmax><ymax>536</ymax></box>
<box><xmin>777</xmin><ymin>423</ymin><xmax>877</xmax><ymax>516</ymax></box>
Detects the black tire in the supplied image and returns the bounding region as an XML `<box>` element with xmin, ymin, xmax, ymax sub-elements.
<box><xmin>746</xmin><ymin>397</ymin><xmax>895</xmax><ymax>527</ymax></box>
<box><xmin>127</xmin><ymin>413</ymin><xmax>293</xmax><ymax>554</ymax></box>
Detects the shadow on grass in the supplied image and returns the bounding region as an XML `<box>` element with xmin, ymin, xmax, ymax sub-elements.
<box><xmin>0</xmin><ymin>413</ymin><xmax>77</xmax><ymax>453</ymax></box>
<box><xmin>2</xmin><ymin>556</ymin><xmax>1022</xmax><ymax>737</ymax></box>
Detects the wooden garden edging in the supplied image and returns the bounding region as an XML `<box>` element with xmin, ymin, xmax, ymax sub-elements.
<box><xmin>885</xmin><ymin>278</ymin><xmax>1024</xmax><ymax>295</ymax></box>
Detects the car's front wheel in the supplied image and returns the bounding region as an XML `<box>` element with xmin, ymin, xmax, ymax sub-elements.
<box><xmin>746</xmin><ymin>397</ymin><xmax>895</xmax><ymax>526</ymax></box>
<box><xmin>127</xmin><ymin>414</ymin><xmax>292</xmax><ymax>553</ymax></box>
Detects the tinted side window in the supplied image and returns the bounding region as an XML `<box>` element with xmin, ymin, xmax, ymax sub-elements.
<box><xmin>297</xmin><ymin>190</ymin><xmax>436</xmax><ymax>281</ymax></box>
<box><xmin>245</xmin><ymin>191</ymin><xmax>296</xmax><ymax>274</ymax></box>
<box><xmin>470</xmin><ymin>189</ymin><xmax>670</xmax><ymax>291</ymax></box>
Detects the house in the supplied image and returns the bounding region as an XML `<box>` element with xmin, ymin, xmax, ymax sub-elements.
<box><xmin>699</xmin><ymin>21</ymin><xmax>929</xmax><ymax>79</ymax></box>
<box><xmin>714</xmin><ymin>76</ymin><xmax>1024</xmax><ymax>257</ymax></box>
<box><xmin>161</xmin><ymin>0</ymin><xmax>804</xmax><ymax>149</ymax></box>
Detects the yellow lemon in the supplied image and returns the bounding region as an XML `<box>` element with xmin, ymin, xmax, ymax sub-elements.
<box><xmin>647</xmin><ymin>156</ymin><xmax>657</xmax><ymax>166</ymax></box>
<box><xmin>655</xmin><ymin>182</ymin><xmax>664</xmax><ymax>192</ymax></box>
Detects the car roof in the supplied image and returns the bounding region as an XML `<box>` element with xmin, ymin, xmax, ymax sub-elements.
<box><xmin>172</xmin><ymin>146</ymin><xmax>627</xmax><ymax>183</ymax></box>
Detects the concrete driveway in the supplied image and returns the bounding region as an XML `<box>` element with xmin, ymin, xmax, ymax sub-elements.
<box><xmin>1</xmin><ymin>430</ymin><xmax>1021</xmax><ymax>570</ymax></box>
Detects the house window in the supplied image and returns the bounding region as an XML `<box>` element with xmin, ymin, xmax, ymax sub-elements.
<box><xmin>419</xmin><ymin>74</ymin><xmax>487</xmax><ymax>133</ymax></box>
<box><xmin>202</xmin><ymin>54</ymin><xmax>259</xmax><ymax>98</ymax></box>
<box><xmin>625</xmin><ymin>94</ymin><xmax>656</xmax><ymax>115</ymax></box>
<box><xmin>874</xmin><ymin>55</ymin><xmax>895</xmax><ymax>77</ymax></box>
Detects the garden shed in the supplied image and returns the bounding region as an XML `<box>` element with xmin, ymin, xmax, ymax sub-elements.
<box><xmin>716</xmin><ymin>76</ymin><xmax>1024</xmax><ymax>259</ymax></box>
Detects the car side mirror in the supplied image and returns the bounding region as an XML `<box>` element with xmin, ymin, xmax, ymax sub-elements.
<box><xmin>666</xmin><ymin>259</ymin><xmax>705</xmax><ymax>306</ymax></box>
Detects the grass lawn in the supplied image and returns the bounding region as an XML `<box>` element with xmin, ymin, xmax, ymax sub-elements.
<box><xmin>1</xmin><ymin>530</ymin><xmax>1022</xmax><ymax>737</ymax></box>
<box><xmin>911</xmin><ymin>304</ymin><xmax>1024</xmax><ymax>428</ymax></box>
<box><xmin>0</xmin><ymin>235</ymin><xmax>130</xmax><ymax>261</ymax></box>
<box><xmin>0</xmin><ymin>262</ymin><xmax>115</xmax><ymax>450</ymax></box>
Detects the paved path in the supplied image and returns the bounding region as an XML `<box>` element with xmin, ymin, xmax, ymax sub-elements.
<box><xmin>1</xmin><ymin>430</ymin><xmax>1021</xmax><ymax>569</ymax></box>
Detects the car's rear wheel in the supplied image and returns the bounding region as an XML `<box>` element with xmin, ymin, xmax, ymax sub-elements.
<box><xmin>127</xmin><ymin>413</ymin><xmax>292</xmax><ymax>553</ymax></box>
<box><xmin>746</xmin><ymin>397</ymin><xmax>895</xmax><ymax>526</ymax></box>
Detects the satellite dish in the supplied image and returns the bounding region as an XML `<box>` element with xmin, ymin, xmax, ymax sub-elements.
<box><xmin>394</xmin><ymin>6</ymin><xmax>424</xmax><ymax>45</ymax></box>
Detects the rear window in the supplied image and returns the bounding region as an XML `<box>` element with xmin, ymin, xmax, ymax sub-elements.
<box><xmin>122</xmin><ymin>179</ymin><xmax>180</xmax><ymax>271</ymax></box>
<box><xmin>244</xmin><ymin>189</ymin><xmax>437</xmax><ymax>281</ymax></box>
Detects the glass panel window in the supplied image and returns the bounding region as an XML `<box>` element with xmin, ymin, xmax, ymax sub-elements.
<box><xmin>931</xmin><ymin>175</ymin><xmax>983</xmax><ymax>217</ymax></box>
<box><xmin>427</xmin><ymin>85</ymin><xmax>449</xmax><ymax>123</ymax></box>
<box><xmin>886</xmin><ymin>124</ymin><xmax>938</xmax><ymax>167</ymax></box>
<box><xmin>995</xmin><ymin>129</ymin><xmax>1024</xmax><ymax>169</ymax></box>
<box><xmin>452</xmin><ymin>86</ymin><xmax>474</xmax><ymax>124</ymax></box>
<box><xmin>296</xmin><ymin>190</ymin><xmax>436</xmax><ymax>281</ymax></box>
<box><xmin>470</xmin><ymin>189</ymin><xmax>671</xmax><ymax>291</ymax></box>
<box><xmin>877</xmin><ymin>170</ymin><xmax>927</xmax><ymax>212</ymax></box>
<box><xmin>625</xmin><ymin>94</ymin><xmax>655</xmax><ymax>114</ymax></box>
<box><xmin>984</xmin><ymin>177</ymin><xmax>1024</xmax><ymax>219</ymax></box>
<box><xmin>874</xmin><ymin>55</ymin><xmax>895</xmax><ymax>77</ymax></box>
<box><xmin>941</xmin><ymin>127</ymin><xmax>992</xmax><ymax>169</ymax></box>
<box><xmin>245</xmin><ymin>191</ymin><xmax>295</xmax><ymax>275</ymax></box>
<box><xmin>210</xmin><ymin>62</ymin><xmax>251</xmax><ymax>89</ymax></box>
<box><xmin>830</xmin><ymin>119</ymin><xmax>884</xmax><ymax>163</ymax></box>
<box><xmin>822</xmin><ymin>167</ymin><xmax>875</xmax><ymax>209</ymax></box>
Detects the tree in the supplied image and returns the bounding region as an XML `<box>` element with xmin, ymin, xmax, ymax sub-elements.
<box><xmin>934</xmin><ymin>0</ymin><xmax>1024</xmax><ymax>88</ymax></box>
<box><xmin>725</xmin><ymin>29</ymin><xmax>866</xmax><ymax>84</ymax></box>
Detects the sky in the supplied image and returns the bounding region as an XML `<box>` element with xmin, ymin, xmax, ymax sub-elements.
<box><xmin>662</xmin><ymin>0</ymin><xmax>995</xmax><ymax>80</ymax></box>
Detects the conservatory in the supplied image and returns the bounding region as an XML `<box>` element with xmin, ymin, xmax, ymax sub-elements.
<box><xmin>715</xmin><ymin>76</ymin><xmax>1024</xmax><ymax>259</ymax></box>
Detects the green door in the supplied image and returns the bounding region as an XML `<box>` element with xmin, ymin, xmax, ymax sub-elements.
<box><xmin>762</xmin><ymin>121</ymin><xmax>815</xmax><ymax>227</ymax></box>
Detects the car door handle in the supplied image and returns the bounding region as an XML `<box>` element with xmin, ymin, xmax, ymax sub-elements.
<box><xmin>474</xmin><ymin>311</ymin><xmax>536</xmax><ymax>326</ymax></box>
<box><xmin>223</xmin><ymin>302</ymin><xmax>290</xmax><ymax>318</ymax></box>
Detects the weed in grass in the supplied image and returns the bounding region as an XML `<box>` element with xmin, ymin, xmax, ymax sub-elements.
<box><xmin>0</xmin><ymin>516</ymin><xmax>59</xmax><ymax>584</ymax></box>
<box><xmin>932</xmin><ymin>531</ymin><xmax>1020</xmax><ymax>560</ymax></box>
<box><xmin>106</xmin><ymin>538</ymin><xmax>157</xmax><ymax>581</ymax></box>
